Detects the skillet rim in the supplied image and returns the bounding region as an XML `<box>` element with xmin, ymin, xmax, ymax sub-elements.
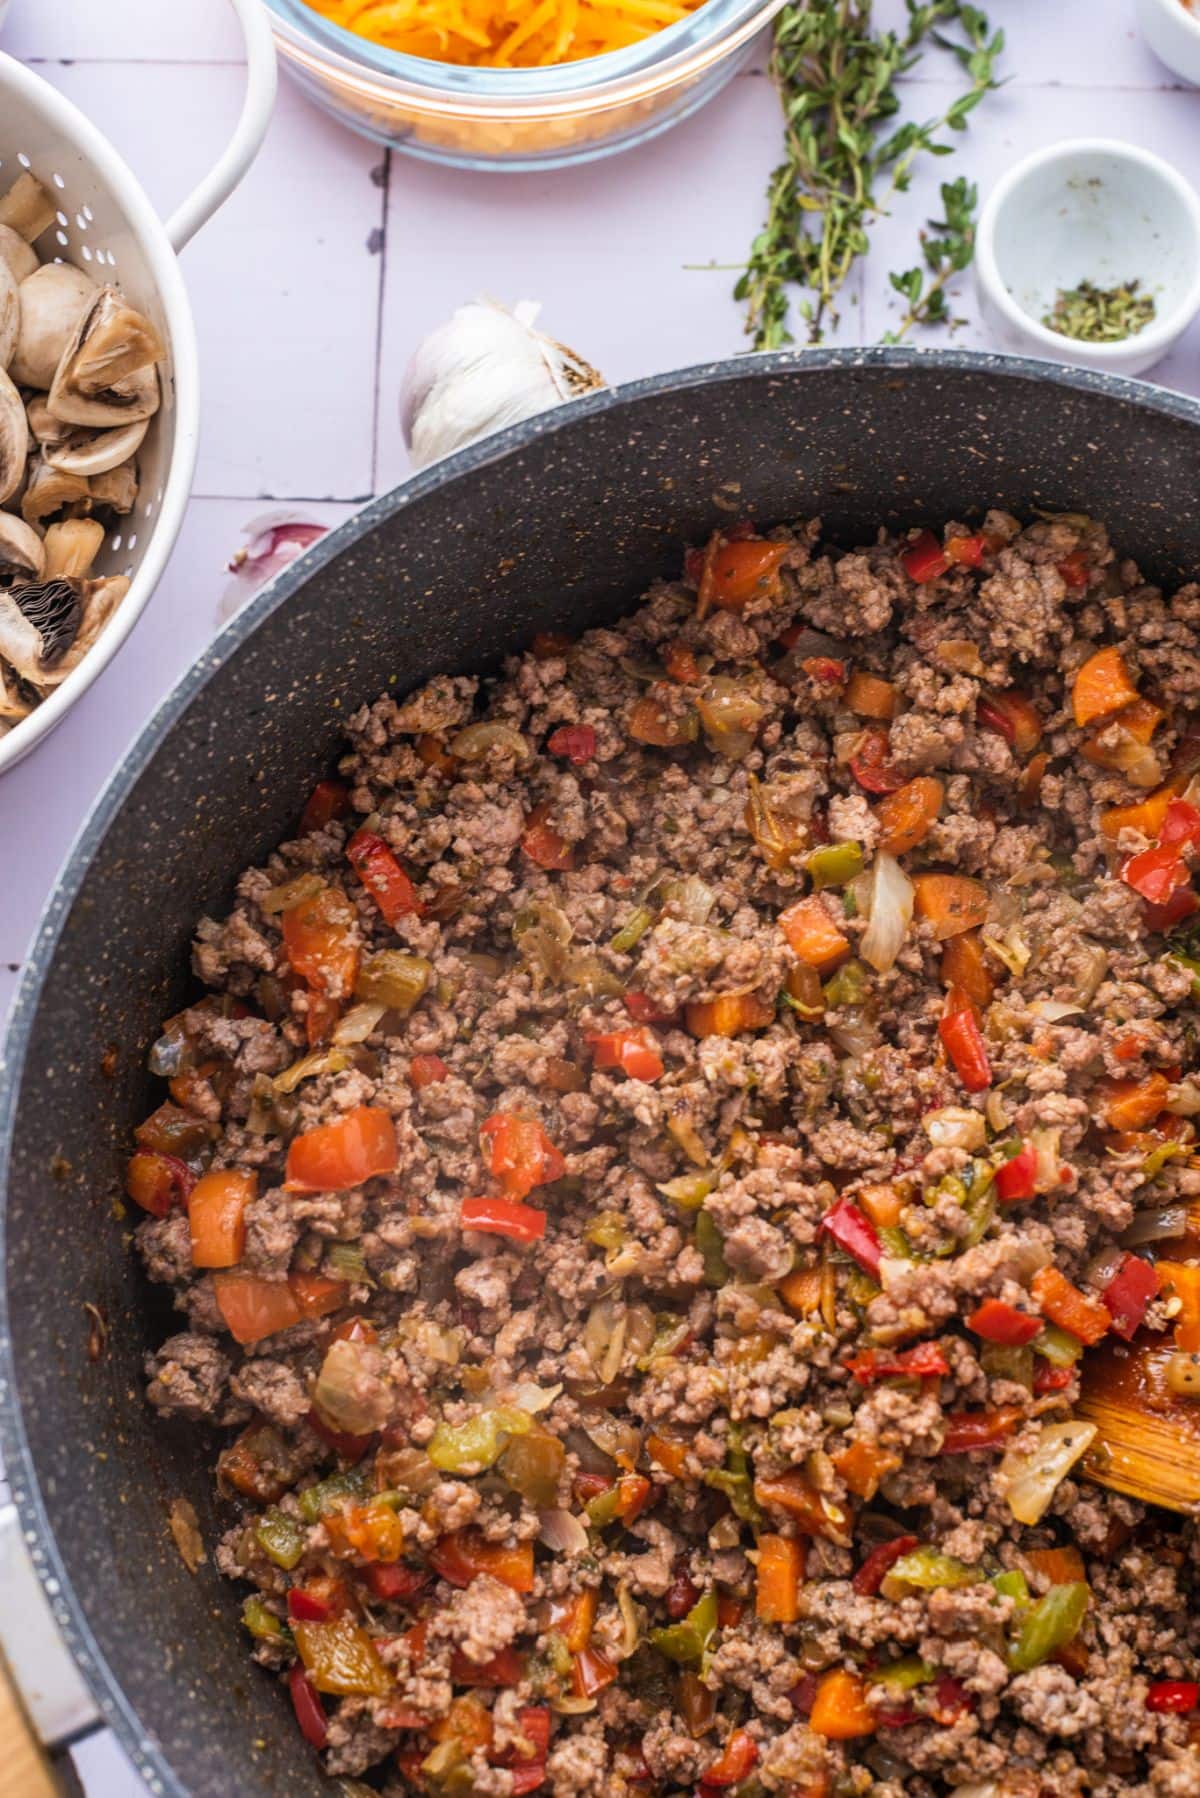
<box><xmin>3</xmin><ymin>343</ymin><xmax>1200</xmax><ymax>1794</ymax></box>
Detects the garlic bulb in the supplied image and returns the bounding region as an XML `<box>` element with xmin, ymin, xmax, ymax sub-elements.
<box><xmin>400</xmin><ymin>298</ymin><xmax>605</xmax><ymax>471</ymax></box>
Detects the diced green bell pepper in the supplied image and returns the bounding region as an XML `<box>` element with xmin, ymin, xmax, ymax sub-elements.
<box><xmin>823</xmin><ymin>959</ymin><xmax>869</xmax><ymax>1008</ymax></box>
<box><xmin>807</xmin><ymin>842</ymin><xmax>864</xmax><ymax>890</ymax></box>
<box><xmin>299</xmin><ymin>1465</ymin><xmax>371</xmax><ymax>1524</ymax></box>
<box><xmin>649</xmin><ymin>1589</ymin><xmax>717</xmax><ymax>1664</ymax></box>
<box><xmin>695</xmin><ymin>1210</ymin><xmax>729</xmax><ymax>1288</ymax></box>
<box><xmin>1033</xmin><ymin>1323</ymin><xmax>1083</xmax><ymax>1369</ymax></box>
<box><xmin>991</xmin><ymin>1568</ymin><xmax>1031</xmax><ymax>1605</ymax></box>
<box><xmin>255</xmin><ymin>1506</ymin><xmax>306</xmax><ymax>1571</ymax></box>
<box><xmin>1008</xmin><ymin>1580</ymin><xmax>1089</xmax><ymax>1672</ymax></box>
<box><xmin>875</xmin><ymin>1655</ymin><xmax>935</xmax><ymax>1691</ymax></box>
<box><xmin>880</xmin><ymin>1548</ymin><xmax>981</xmax><ymax>1600</ymax></box>
<box><xmin>242</xmin><ymin>1595</ymin><xmax>291</xmax><ymax>1643</ymax></box>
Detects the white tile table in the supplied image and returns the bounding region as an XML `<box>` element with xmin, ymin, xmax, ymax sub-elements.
<box><xmin>0</xmin><ymin>0</ymin><xmax>1197</xmax><ymax>1789</ymax></box>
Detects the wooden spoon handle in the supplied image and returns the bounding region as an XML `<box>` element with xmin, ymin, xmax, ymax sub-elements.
<box><xmin>0</xmin><ymin>1645</ymin><xmax>63</xmax><ymax>1798</ymax></box>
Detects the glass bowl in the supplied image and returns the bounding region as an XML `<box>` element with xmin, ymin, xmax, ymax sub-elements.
<box><xmin>264</xmin><ymin>0</ymin><xmax>784</xmax><ymax>170</ymax></box>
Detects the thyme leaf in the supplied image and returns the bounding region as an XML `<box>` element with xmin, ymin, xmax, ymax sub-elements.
<box><xmin>737</xmin><ymin>0</ymin><xmax>1003</xmax><ymax>351</ymax></box>
<box><xmin>1042</xmin><ymin>278</ymin><xmax>1156</xmax><ymax>344</ymax></box>
<box><xmin>883</xmin><ymin>175</ymin><xmax>978</xmax><ymax>342</ymax></box>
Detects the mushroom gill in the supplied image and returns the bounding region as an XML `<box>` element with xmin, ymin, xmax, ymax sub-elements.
<box><xmin>0</xmin><ymin>578</ymin><xmax>82</xmax><ymax>684</ymax></box>
<box><xmin>47</xmin><ymin>286</ymin><xmax>164</xmax><ymax>428</ymax></box>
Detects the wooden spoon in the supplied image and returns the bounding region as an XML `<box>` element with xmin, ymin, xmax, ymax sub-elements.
<box><xmin>1078</xmin><ymin>1333</ymin><xmax>1200</xmax><ymax>1513</ymax></box>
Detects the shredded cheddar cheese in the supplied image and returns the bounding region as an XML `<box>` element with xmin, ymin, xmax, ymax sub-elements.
<box><xmin>307</xmin><ymin>0</ymin><xmax>702</xmax><ymax>67</ymax></box>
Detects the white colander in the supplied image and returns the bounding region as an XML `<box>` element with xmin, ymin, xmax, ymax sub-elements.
<box><xmin>0</xmin><ymin>0</ymin><xmax>278</xmax><ymax>775</ymax></box>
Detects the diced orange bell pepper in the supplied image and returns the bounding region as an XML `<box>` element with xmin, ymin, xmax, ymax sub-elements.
<box><xmin>125</xmin><ymin>1149</ymin><xmax>194</xmax><ymax>1217</ymax></box>
<box><xmin>1157</xmin><ymin>1261</ymin><xmax>1200</xmax><ymax>1352</ymax></box>
<box><xmin>291</xmin><ymin>1615</ymin><xmax>392</xmax><ymax>1698</ymax></box>
<box><xmin>685</xmin><ymin>993</ymin><xmax>775</xmax><ymax>1037</ymax></box>
<box><xmin>432</xmin><ymin>1530</ymin><xmax>534</xmax><ymax>1594</ymax></box>
<box><xmin>521</xmin><ymin>802</ymin><xmax>575</xmax><ymax>871</ymax></box>
<box><xmin>188</xmin><ymin>1167</ymin><xmax>255</xmax><ymax>1268</ymax></box>
<box><xmin>857</xmin><ymin>1183</ymin><xmax>904</xmax><ymax>1229</ymax></box>
<box><xmin>756</xmin><ymin>1534</ymin><xmax>804</xmax><ymax>1624</ymax></box>
<box><xmin>1082</xmin><ymin>696</ymin><xmax>1165</xmax><ymax>769</ymax></box>
<box><xmin>1101</xmin><ymin>778</ymin><xmax>1186</xmax><ymax>842</ymax></box>
<box><xmin>1100</xmin><ymin>1072</ymin><xmax>1172</xmax><ymax>1132</ymax></box>
<box><xmin>572</xmin><ymin>1645</ymin><xmax>618</xmax><ymax>1699</ymax></box>
<box><xmin>845</xmin><ymin>671</ymin><xmax>898</xmax><ymax>721</ymax></box>
<box><xmin>701</xmin><ymin>1726</ymin><xmax>759</xmax><ymax>1786</ymax></box>
<box><xmin>430</xmin><ymin>1694</ymin><xmax>493</xmax><ymax>1755</ymax></box>
<box><xmin>282</xmin><ymin>886</ymin><xmax>360</xmax><ymax>998</ymax></box>
<box><xmin>810</xmin><ymin>1669</ymin><xmax>875</xmax><ymax>1740</ymax></box>
<box><xmin>646</xmin><ymin>1435</ymin><xmax>690</xmax><ymax>1479</ymax></box>
<box><xmin>285</xmin><ymin>1104</ymin><xmax>399</xmax><ymax>1192</ymax></box>
<box><xmin>1025</xmin><ymin>1545</ymin><xmax>1086</xmax><ymax>1587</ymax></box>
<box><xmin>1031</xmin><ymin>1266</ymin><xmax>1112</xmax><ymax>1346</ymax></box>
<box><xmin>290</xmin><ymin>1271</ymin><xmax>349</xmax><ymax>1319</ymax></box>
<box><xmin>1073</xmin><ymin>646</ymin><xmax>1139</xmax><ymax>727</ymax></box>
<box><xmin>324</xmin><ymin>1500</ymin><xmax>406</xmax><ymax>1564</ymax></box>
<box><xmin>701</xmin><ymin>538</ymin><xmax>789</xmax><ymax>611</ymax></box>
<box><xmin>753</xmin><ymin>1470</ymin><xmax>849</xmax><ymax>1543</ymax></box>
<box><xmin>912</xmin><ymin>873</ymin><xmax>990</xmax><ymax>940</ymax></box>
<box><xmin>212</xmin><ymin>1270</ymin><xmax>346</xmax><ymax>1344</ymax></box>
<box><xmin>977</xmin><ymin>690</ymin><xmax>1044</xmax><ymax>755</ymax></box>
<box><xmin>547</xmin><ymin>1588</ymin><xmax>597</xmax><ymax>1654</ymax></box>
<box><xmin>831</xmin><ymin>1439</ymin><xmax>901</xmax><ymax>1501</ymax></box>
<box><xmin>778</xmin><ymin>896</ymin><xmax>850</xmax><ymax>970</ymax></box>
<box><xmin>481</xmin><ymin>1112</ymin><xmax>565</xmax><ymax>1198</ymax></box>
<box><xmin>874</xmin><ymin>776</ymin><xmax>943</xmax><ymax>856</ymax></box>
<box><xmin>628</xmin><ymin>687</ymin><xmax>698</xmax><ymax>748</ymax></box>
<box><xmin>940</xmin><ymin>928</ymin><xmax>995</xmax><ymax>1009</ymax></box>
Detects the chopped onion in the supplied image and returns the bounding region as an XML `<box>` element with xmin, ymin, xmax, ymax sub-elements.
<box><xmin>1028</xmin><ymin>999</ymin><xmax>1084</xmax><ymax>1023</ymax></box>
<box><xmin>514</xmin><ymin>900</ymin><xmax>574</xmax><ymax>987</ymax></box>
<box><xmin>616</xmin><ymin>1580</ymin><xmax>643</xmax><ymax>1657</ymax></box>
<box><xmin>1084</xmin><ymin>1245</ymin><xmax>1126</xmax><ymax>1289</ymax></box>
<box><xmin>1030</xmin><ymin>1125</ymin><xmax>1062</xmax><ymax>1195</ymax></box>
<box><xmin>831</xmin><ymin>1017</ymin><xmax>877</xmax><ymax>1059</ymax></box>
<box><xmin>860</xmin><ymin>852</ymin><xmax>914</xmax><ymax>974</ymax></box>
<box><xmin>664</xmin><ymin>874</ymin><xmax>717</xmax><ymax>926</ymax></box>
<box><xmin>313</xmin><ymin>1338</ymin><xmax>392</xmax><ymax>1435</ymax></box>
<box><xmin>1070</xmin><ymin>942</ymin><xmax>1109</xmax><ymax>1007</ymax></box>
<box><xmin>667</xmin><ymin>1109</ymin><xmax>710</xmax><ymax>1169</ymax></box>
<box><xmin>935</xmin><ymin>638</ymin><xmax>985</xmax><ymax>676</ymax></box>
<box><xmin>333</xmin><ymin>1002</ymin><xmax>386</xmax><ymax>1045</ymax></box>
<box><xmin>449</xmin><ymin>721</ymin><xmax>531</xmax><ymax>763</ymax></box>
<box><xmin>1167</xmin><ymin>1078</ymin><xmax>1200</xmax><ymax>1117</ymax></box>
<box><xmin>537</xmin><ymin>1508</ymin><xmax>589</xmax><ymax>1555</ymax></box>
<box><xmin>273</xmin><ymin>1046</ymin><xmax>349</xmax><ymax>1094</ymax></box>
<box><xmin>1001</xmin><ymin>1420</ymin><xmax>1097</xmax><ymax>1525</ymax></box>
<box><xmin>982</xmin><ymin>922</ymin><xmax>1031</xmax><ymax>978</ymax></box>
<box><xmin>260</xmin><ymin>872</ymin><xmax>325</xmax><ymax>915</ymax></box>
<box><xmin>924</xmin><ymin>1106</ymin><xmax>987</xmax><ymax>1152</ymax></box>
<box><xmin>1121</xmin><ymin>1203</ymin><xmax>1188</xmax><ymax>1247</ymax></box>
<box><xmin>697</xmin><ymin>676</ymin><xmax>768</xmax><ymax>761</ymax></box>
<box><xmin>512</xmin><ymin>1380</ymin><xmax>562</xmax><ymax>1414</ymax></box>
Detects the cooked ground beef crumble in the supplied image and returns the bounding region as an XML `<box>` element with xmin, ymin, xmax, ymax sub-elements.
<box><xmin>127</xmin><ymin>510</ymin><xmax>1200</xmax><ymax>1798</ymax></box>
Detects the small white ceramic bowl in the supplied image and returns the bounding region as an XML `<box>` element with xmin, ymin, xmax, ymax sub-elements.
<box><xmin>975</xmin><ymin>139</ymin><xmax>1200</xmax><ymax>377</ymax></box>
<box><xmin>1137</xmin><ymin>0</ymin><xmax>1200</xmax><ymax>86</ymax></box>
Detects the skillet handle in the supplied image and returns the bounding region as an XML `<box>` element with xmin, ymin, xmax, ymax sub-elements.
<box><xmin>166</xmin><ymin>0</ymin><xmax>278</xmax><ymax>253</ymax></box>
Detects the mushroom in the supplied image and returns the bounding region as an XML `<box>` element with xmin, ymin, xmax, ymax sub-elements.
<box><xmin>0</xmin><ymin>226</ymin><xmax>39</xmax><ymax>286</ymax></box>
<box><xmin>37</xmin><ymin>575</ymin><xmax>130</xmax><ymax>688</ymax></box>
<box><xmin>26</xmin><ymin>395</ymin><xmax>70</xmax><ymax>450</ymax></box>
<box><xmin>43</xmin><ymin>518</ymin><xmax>103</xmax><ymax>582</ymax></box>
<box><xmin>0</xmin><ymin>657</ymin><xmax>33</xmax><ymax>724</ymax></box>
<box><xmin>0</xmin><ymin>173</ymin><xmax>56</xmax><ymax>245</ymax></box>
<box><xmin>88</xmin><ymin>456</ymin><xmax>138</xmax><ymax>515</ymax></box>
<box><xmin>0</xmin><ymin>368</ymin><xmax>28</xmax><ymax>508</ymax></box>
<box><xmin>0</xmin><ymin>514</ymin><xmax>46</xmax><ymax>587</ymax></box>
<box><xmin>0</xmin><ymin>259</ymin><xmax>17</xmax><ymax>372</ymax></box>
<box><xmin>10</xmin><ymin>262</ymin><xmax>95</xmax><ymax>391</ymax></box>
<box><xmin>47</xmin><ymin>286</ymin><xmax>163</xmax><ymax>427</ymax></box>
<box><xmin>44</xmin><ymin>416</ymin><xmax>148</xmax><ymax>479</ymax></box>
<box><xmin>0</xmin><ymin>578</ymin><xmax>82</xmax><ymax>684</ymax></box>
<box><xmin>20</xmin><ymin>456</ymin><xmax>90</xmax><ymax>527</ymax></box>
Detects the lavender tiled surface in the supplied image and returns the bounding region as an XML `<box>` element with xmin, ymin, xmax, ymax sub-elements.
<box><xmin>1</xmin><ymin>0</ymin><xmax>1199</xmax><ymax>1790</ymax></box>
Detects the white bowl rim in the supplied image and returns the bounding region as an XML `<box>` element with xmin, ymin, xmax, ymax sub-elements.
<box><xmin>976</xmin><ymin>136</ymin><xmax>1200</xmax><ymax>362</ymax></box>
<box><xmin>1141</xmin><ymin>0</ymin><xmax>1200</xmax><ymax>40</ymax></box>
<box><xmin>0</xmin><ymin>53</ymin><xmax>200</xmax><ymax>777</ymax></box>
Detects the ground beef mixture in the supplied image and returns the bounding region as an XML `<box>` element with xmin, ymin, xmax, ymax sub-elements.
<box><xmin>126</xmin><ymin>510</ymin><xmax>1200</xmax><ymax>1798</ymax></box>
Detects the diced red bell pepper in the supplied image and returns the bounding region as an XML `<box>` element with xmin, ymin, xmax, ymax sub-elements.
<box><xmin>1160</xmin><ymin>797</ymin><xmax>1200</xmax><ymax>849</ymax></box>
<box><xmin>510</xmin><ymin>1706</ymin><xmax>551</xmax><ymax>1764</ymax></box>
<box><xmin>1033</xmin><ymin>1363</ymin><xmax>1075</xmax><ymax>1394</ymax></box>
<box><xmin>410</xmin><ymin>1053</ymin><xmax>449</xmax><ymax>1088</ymax></box>
<box><xmin>1058</xmin><ymin>552</ymin><xmax>1089</xmax><ymax>590</ymax></box>
<box><xmin>288</xmin><ymin>1586</ymin><xmax>335</xmax><ymax>1624</ymax></box>
<box><xmin>288</xmin><ymin>1662</ymin><xmax>328</xmax><ymax>1750</ymax></box>
<box><xmin>900</xmin><ymin>530</ymin><xmax>950</xmax><ymax>583</ymax></box>
<box><xmin>547</xmin><ymin>724</ymin><xmax>596</xmax><ymax>766</ymax></box>
<box><xmin>1102</xmin><ymin>1253</ymin><xmax>1160</xmax><ymax>1341</ymax></box>
<box><xmin>587</xmin><ymin>1026</ymin><xmax>665</xmax><ymax>1083</ymax></box>
<box><xmin>664</xmin><ymin>640</ymin><xmax>701</xmax><ymax>684</ymax></box>
<box><xmin>939</xmin><ymin>989</ymin><xmax>992</xmax><ymax>1093</ymax></box>
<box><xmin>994</xmin><ymin>1142</ymin><xmax>1038</xmax><ymax>1203</ymax></box>
<box><xmin>665</xmin><ymin>1565</ymin><xmax>701</xmax><ymax>1620</ymax></box>
<box><xmin>843</xmin><ymin>1342</ymin><xmax>949</xmax><ymax>1384</ymax></box>
<box><xmin>481</xmin><ymin>1112</ymin><xmax>565</xmax><ymax>1197</ymax></box>
<box><xmin>282</xmin><ymin>887</ymin><xmax>359</xmax><ymax>998</ymax></box>
<box><xmin>819</xmin><ymin>1197</ymin><xmax>882</xmax><ymax>1280</ymax></box>
<box><xmin>849</xmin><ymin>725</ymin><xmax>905</xmax><ymax>794</ymax></box>
<box><xmin>364</xmin><ymin>1561</ymin><xmax>427</xmax><ymax>1602</ymax></box>
<box><xmin>299</xmin><ymin>779</ymin><xmax>350</xmax><ymax>835</ymax></box>
<box><xmin>509</xmin><ymin>1768</ymin><xmax>546</xmax><ymax>1796</ymax></box>
<box><xmin>1144</xmin><ymin>885</ymin><xmax>1200</xmax><ymax>932</ymax></box>
<box><xmin>572</xmin><ymin>1646</ymin><xmax>618</xmax><ymax>1699</ymax></box>
<box><xmin>346</xmin><ymin>827</ymin><xmax>422</xmax><ymax>924</ymax></box>
<box><xmin>700</xmin><ymin>1727</ymin><xmax>758</xmax><ymax>1787</ymax></box>
<box><xmin>461</xmin><ymin>1195</ymin><xmax>547</xmax><ymax>1244</ymax></box>
<box><xmin>285</xmin><ymin>1105</ymin><xmax>399</xmax><ymax>1193</ymax></box>
<box><xmin>521</xmin><ymin>802</ymin><xmax>575</xmax><ymax>871</ymax></box>
<box><xmin>852</xmin><ymin>1535</ymin><xmax>919</xmax><ymax>1597</ymax></box>
<box><xmin>1146</xmin><ymin>1680</ymin><xmax>1200</xmax><ymax>1713</ymax></box>
<box><xmin>801</xmin><ymin>655</ymin><xmax>847</xmax><ymax>685</ymax></box>
<box><xmin>931</xmin><ymin>1674</ymin><xmax>974</xmax><ymax>1724</ymax></box>
<box><xmin>1121</xmin><ymin>841</ymin><xmax>1189</xmax><ymax>905</ymax></box>
<box><xmin>531</xmin><ymin>631</ymin><xmax>572</xmax><ymax>660</ymax></box>
<box><xmin>125</xmin><ymin>1150</ymin><xmax>195</xmax><ymax>1217</ymax></box>
<box><xmin>967</xmin><ymin>1298</ymin><xmax>1043</xmax><ymax>1346</ymax></box>
<box><xmin>451</xmin><ymin>1645</ymin><xmax>526</xmax><ymax>1687</ymax></box>
<box><xmin>624</xmin><ymin>990</ymin><xmax>677</xmax><ymax>1025</ymax></box>
<box><xmin>699</xmin><ymin>538</ymin><xmax>789</xmax><ymax>611</ymax></box>
<box><xmin>940</xmin><ymin>1406</ymin><xmax>1023</xmax><ymax>1454</ymax></box>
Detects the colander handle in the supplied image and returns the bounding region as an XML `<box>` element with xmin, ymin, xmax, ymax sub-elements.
<box><xmin>166</xmin><ymin>0</ymin><xmax>278</xmax><ymax>253</ymax></box>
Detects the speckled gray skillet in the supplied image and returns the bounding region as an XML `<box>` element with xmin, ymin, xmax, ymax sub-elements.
<box><xmin>4</xmin><ymin>347</ymin><xmax>1200</xmax><ymax>1798</ymax></box>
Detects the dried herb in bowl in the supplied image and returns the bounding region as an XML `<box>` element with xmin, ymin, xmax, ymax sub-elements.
<box><xmin>1042</xmin><ymin>278</ymin><xmax>1157</xmax><ymax>345</ymax></box>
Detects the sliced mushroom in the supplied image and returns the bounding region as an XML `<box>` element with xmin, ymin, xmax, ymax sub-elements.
<box><xmin>44</xmin><ymin>416</ymin><xmax>148</xmax><ymax>479</ymax></box>
<box><xmin>43</xmin><ymin>518</ymin><xmax>103</xmax><ymax>581</ymax></box>
<box><xmin>0</xmin><ymin>514</ymin><xmax>46</xmax><ymax>586</ymax></box>
<box><xmin>0</xmin><ymin>225</ymin><xmax>39</xmax><ymax>285</ymax></box>
<box><xmin>37</xmin><ymin>575</ymin><xmax>129</xmax><ymax>688</ymax></box>
<box><xmin>0</xmin><ymin>174</ymin><xmax>56</xmax><ymax>245</ymax></box>
<box><xmin>0</xmin><ymin>577</ymin><xmax>81</xmax><ymax>683</ymax></box>
<box><xmin>0</xmin><ymin>657</ymin><xmax>33</xmax><ymax>722</ymax></box>
<box><xmin>88</xmin><ymin>456</ymin><xmax>138</xmax><ymax>515</ymax></box>
<box><xmin>47</xmin><ymin>287</ymin><xmax>164</xmax><ymax>427</ymax></box>
<box><xmin>10</xmin><ymin>263</ymin><xmax>94</xmax><ymax>391</ymax></box>
<box><xmin>20</xmin><ymin>456</ymin><xmax>90</xmax><ymax>527</ymax></box>
<box><xmin>0</xmin><ymin>259</ymin><xmax>17</xmax><ymax>373</ymax></box>
<box><xmin>26</xmin><ymin>396</ymin><xmax>70</xmax><ymax>450</ymax></box>
<box><xmin>0</xmin><ymin>369</ymin><xmax>28</xmax><ymax>508</ymax></box>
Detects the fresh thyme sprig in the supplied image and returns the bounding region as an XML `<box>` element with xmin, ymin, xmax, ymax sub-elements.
<box><xmin>736</xmin><ymin>0</ymin><xmax>1003</xmax><ymax>351</ymax></box>
<box><xmin>884</xmin><ymin>175</ymin><xmax>977</xmax><ymax>340</ymax></box>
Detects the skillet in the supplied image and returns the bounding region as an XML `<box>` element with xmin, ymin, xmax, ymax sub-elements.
<box><xmin>3</xmin><ymin>347</ymin><xmax>1200</xmax><ymax>1798</ymax></box>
